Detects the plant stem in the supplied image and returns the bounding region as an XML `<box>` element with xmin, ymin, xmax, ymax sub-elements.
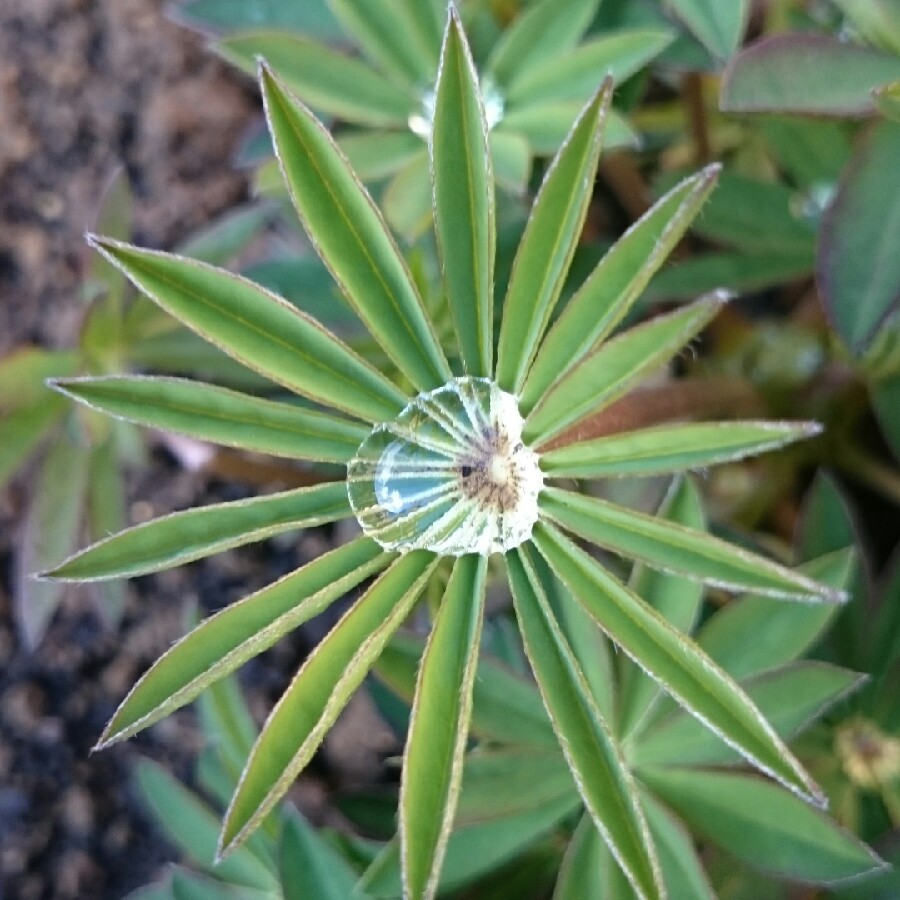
<box><xmin>683</xmin><ymin>71</ymin><xmax>712</xmax><ymax>165</ymax></box>
<box><xmin>834</xmin><ymin>445</ymin><xmax>900</xmax><ymax>507</ymax></box>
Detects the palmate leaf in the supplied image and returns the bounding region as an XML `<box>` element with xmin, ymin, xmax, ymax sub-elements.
<box><xmin>260</xmin><ymin>63</ymin><xmax>451</xmax><ymax>393</ymax></box>
<box><xmin>43</xmin><ymin>482</ymin><xmax>351</xmax><ymax>582</ymax></box>
<box><xmin>329</xmin><ymin>0</ymin><xmax>434</xmax><ymax>86</ymax></box>
<box><xmin>540</xmin><ymin>486</ymin><xmax>845</xmax><ymax>602</ymax></box>
<box><xmin>51</xmin><ymin>375</ymin><xmax>368</xmax><ymax>463</ymax></box>
<box><xmin>524</xmin><ymin>294</ymin><xmax>727</xmax><ymax>445</ymax></box>
<box><xmin>485</xmin><ymin>0</ymin><xmax>599</xmax><ymax>90</ymax></box>
<box><xmin>97</xmin><ymin>538</ymin><xmax>389</xmax><ymax>746</ymax></box>
<box><xmin>522</xmin><ymin>166</ymin><xmax>720</xmax><ymax>412</ymax></box>
<box><xmin>504</xmin><ymin>29</ymin><xmax>674</xmax><ymax>107</ymax></box>
<box><xmin>401</xmin><ymin>555</ymin><xmax>487</xmax><ymax>900</ymax></box>
<box><xmin>88</xmin><ymin>237</ymin><xmax>405</xmax><ymax>423</ymax></box>
<box><xmin>532</xmin><ymin>522</ymin><xmax>825</xmax><ymax>806</ymax></box>
<box><xmin>220</xmin><ymin>552</ymin><xmax>438</xmax><ymax>854</ymax></box>
<box><xmin>431</xmin><ymin>9</ymin><xmax>495</xmax><ymax>377</ymax></box>
<box><xmin>495</xmin><ymin>80</ymin><xmax>613</xmax><ymax>393</ymax></box>
<box><xmin>507</xmin><ymin>548</ymin><xmax>662</xmax><ymax>900</ymax></box>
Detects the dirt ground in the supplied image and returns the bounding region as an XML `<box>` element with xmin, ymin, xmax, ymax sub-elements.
<box><xmin>0</xmin><ymin>2</ymin><xmax>392</xmax><ymax>897</ymax></box>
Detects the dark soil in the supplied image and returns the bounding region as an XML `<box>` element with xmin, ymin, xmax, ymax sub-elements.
<box><xmin>0</xmin><ymin>2</ymin><xmax>394</xmax><ymax>898</ymax></box>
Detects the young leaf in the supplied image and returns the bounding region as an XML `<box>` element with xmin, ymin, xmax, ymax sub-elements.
<box><xmin>533</xmin><ymin>522</ymin><xmax>825</xmax><ymax>806</ymax></box>
<box><xmin>260</xmin><ymin>63</ymin><xmax>451</xmax><ymax>392</ymax></box>
<box><xmin>641</xmin><ymin>768</ymin><xmax>886</xmax><ymax>883</ymax></box>
<box><xmin>485</xmin><ymin>0</ymin><xmax>598</xmax><ymax>90</ymax></box>
<box><xmin>220</xmin><ymin>552</ymin><xmax>438</xmax><ymax>854</ymax></box>
<box><xmin>720</xmin><ymin>34</ymin><xmax>900</xmax><ymax>116</ymax></box>
<box><xmin>401</xmin><ymin>555</ymin><xmax>488</xmax><ymax>900</ymax></box>
<box><xmin>218</xmin><ymin>33</ymin><xmax>413</xmax><ymax>126</ymax></box>
<box><xmin>540</xmin><ymin>486</ymin><xmax>845</xmax><ymax>602</ymax></box>
<box><xmin>554</xmin><ymin>813</ymin><xmax>614</xmax><ymax>900</ymax></box>
<box><xmin>431</xmin><ymin>9</ymin><xmax>495</xmax><ymax>377</ymax></box>
<box><xmin>818</xmin><ymin>119</ymin><xmax>900</xmax><ymax>352</ymax></box>
<box><xmin>524</xmin><ymin>294</ymin><xmax>727</xmax><ymax>445</ymax></box>
<box><xmin>507</xmin><ymin>547</ymin><xmax>663</xmax><ymax>900</ymax></box>
<box><xmin>44</xmin><ymin>482</ymin><xmax>351</xmax><ymax>582</ymax></box>
<box><xmin>541</xmin><ymin>421</ymin><xmax>820</xmax><ymax>478</ymax></box>
<box><xmin>495</xmin><ymin>82</ymin><xmax>613</xmax><ymax>393</ymax></box>
<box><xmin>89</xmin><ymin>237</ymin><xmax>406</xmax><ymax>423</ymax></box>
<box><xmin>522</xmin><ymin>167</ymin><xmax>720</xmax><ymax>411</ymax></box>
<box><xmin>52</xmin><ymin>375</ymin><xmax>368</xmax><ymax>463</ymax></box>
<box><xmin>97</xmin><ymin>538</ymin><xmax>389</xmax><ymax>746</ymax></box>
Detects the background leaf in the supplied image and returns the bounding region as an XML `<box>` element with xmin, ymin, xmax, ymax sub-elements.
<box><xmin>818</xmin><ymin>119</ymin><xmax>900</xmax><ymax>352</ymax></box>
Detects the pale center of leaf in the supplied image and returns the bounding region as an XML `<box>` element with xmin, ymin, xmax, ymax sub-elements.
<box><xmin>347</xmin><ymin>377</ymin><xmax>542</xmax><ymax>555</ymax></box>
<box><xmin>407</xmin><ymin>78</ymin><xmax>504</xmax><ymax>140</ymax></box>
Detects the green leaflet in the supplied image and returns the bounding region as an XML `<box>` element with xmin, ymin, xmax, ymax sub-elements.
<box><xmin>524</xmin><ymin>295</ymin><xmax>726</xmax><ymax>445</ymax></box>
<box><xmin>697</xmin><ymin>550</ymin><xmax>855</xmax><ymax>678</ymax></box>
<box><xmin>522</xmin><ymin>167</ymin><xmax>720</xmax><ymax>412</ymax></box>
<box><xmin>501</xmin><ymin>103</ymin><xmax>638</xmax><ymax>155</ymax></box>
<box><xmin>666</xmin><ymin>0</ymin><xmax>749</xmax><ymax>60</ymax></box>
<box><xmin>52</xmin><ymin>375</ymin><xmax>368</xmax><ymax>463</ymax></box>
<box><xmin>89</xmin><ymin>237</ymin><xmax>406</xmax><ymax>423</ymax></box>
<box><xmin>218</xmin><ymin>32</ymin><xmax>413</xmax><ymax>126</ymax></box>
<box><xmin>431</xmin><ymin>10</ymin><xmax>495</xmax><ymax>377</ymax></box>
<box><xmin>280</xmin><ymin>809</ymin><xmax>363</xmax><ymax>900</ymax></box>
<box><xmin>532</xmin><ymin>522</ymin><xmax>824</xmax><ymax>806</ymax></box>
<box><xmin>633</xmin><ymin>662</ymin><xmax>866</xmax><ymax>769</ymax></box>
<box><xmin>329</xmin><ymin>0</ymin><xmax>432</xmax><ymax>86</ymax></box>
<box><xmin>485</xmin><ymin>0</ymin><xmax>598</xmax><ymax>90</ymax></box>
<box><xmin>618</xmin><ymin>478</ymin><xmax>705</xmax><ymax>739</ymax></box>
<box><xmin>495</xmin><ymin>82</ymin><xmax>613</xmax><ymax>393</ymax></box>
<box><xmin>554</xmin><ymin>814</ymin><xmax>613</xmax><ymax>900</ymax></box>
<box><xmin>508</xmin><ymin>547</ymin><xmax>662</xmax><ymax>900</ymax></box>
<box><xmin>220</xmin><ymin>552</ymin><xmax>438</xmax><ymax>854</ymax></box>
<box><xmin>505</xmin><ymin>29</ymin><xmax>674</xmax><ymax>106</ymax></box>
<box><xmin>541</xmin><ymin>420</ymin><xmax>820</xmax><ymax>478</ymax></box>
<box><xmin>97</xmin><ymin>538</ymin><xmax>389</xmax><ymax>746</ymax></box>
<box><xmin>360</xmin><ymin>793</ymin><xmax>579</xmax><ymax>897</ymax></box>
<box><xmin>721</xmin><ymin>34</ymin><xmax>900</xmax><ymax>116</ymax></box>
<box><xmin>540</xmin><ymin>486</ymin><xmax>844</xmax><ymax>602</ymax></box>
<box><xmin>338</xmin><ymin>130</ymin><xmax>424</xmax><ymax>181</ymax></box>
<box><xmin>17</xmin><ymin>431</ymin><xmax>91</xmax><ymax>649</ymax></box>
<box><xmin>260</xmin><ymin>64</ymin><xmax>451</xmax><ymax>392</ymax></box>
<box><xmin>401</xmin><ymin>555</ymin><xmax>487</xmax><ymax>900</ymax></box>
<box><xmin>134</xmin><ymin>759</ymin><xmax>278</xmax><ymax>893</ymax></box>
<box><xmin>376</xmin><ymin>634</ymin><xmax>558</xmax><ymax>749</ymax></box>
<box><xmin>642</xmin><ymin>769</ymin><xmax>885</xmax><ymax>883</ymax></box>
<box><xmin>44</xmin><ymin>482</ymin><xmax>351</xmax><ymax>582</ymax></box>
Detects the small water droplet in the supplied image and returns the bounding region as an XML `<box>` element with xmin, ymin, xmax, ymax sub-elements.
<box><xmin>347</xmin><ymin>378</ymin><xmax>542</xmax><ymax>555</ymax></box>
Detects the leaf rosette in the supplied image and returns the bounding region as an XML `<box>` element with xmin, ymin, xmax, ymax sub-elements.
<box><xmin>43</xmin><ymin>11</ymin><xmax>850</xmax><ymax>900</ymax></box>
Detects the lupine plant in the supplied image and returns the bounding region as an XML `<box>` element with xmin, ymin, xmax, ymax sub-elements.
<box><xmin>212</xmin><ymin>0</ymin><xmax>669</xmax><ymax>237</ymax></box>
<box><xmin>42</xmin><ymin>12</ymin><xmax>877</xmax><ymax>899</ymax></box>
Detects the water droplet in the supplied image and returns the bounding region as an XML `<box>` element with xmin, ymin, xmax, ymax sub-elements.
<box><xmin>407</xmin><ymin>78</ymin><xmax>504</xmax><ymax>141</ymax></box>
<box><xmin>347</xmin><ymin>378</ymin><xmax>542</xmax><ymax>555</ymax></box>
